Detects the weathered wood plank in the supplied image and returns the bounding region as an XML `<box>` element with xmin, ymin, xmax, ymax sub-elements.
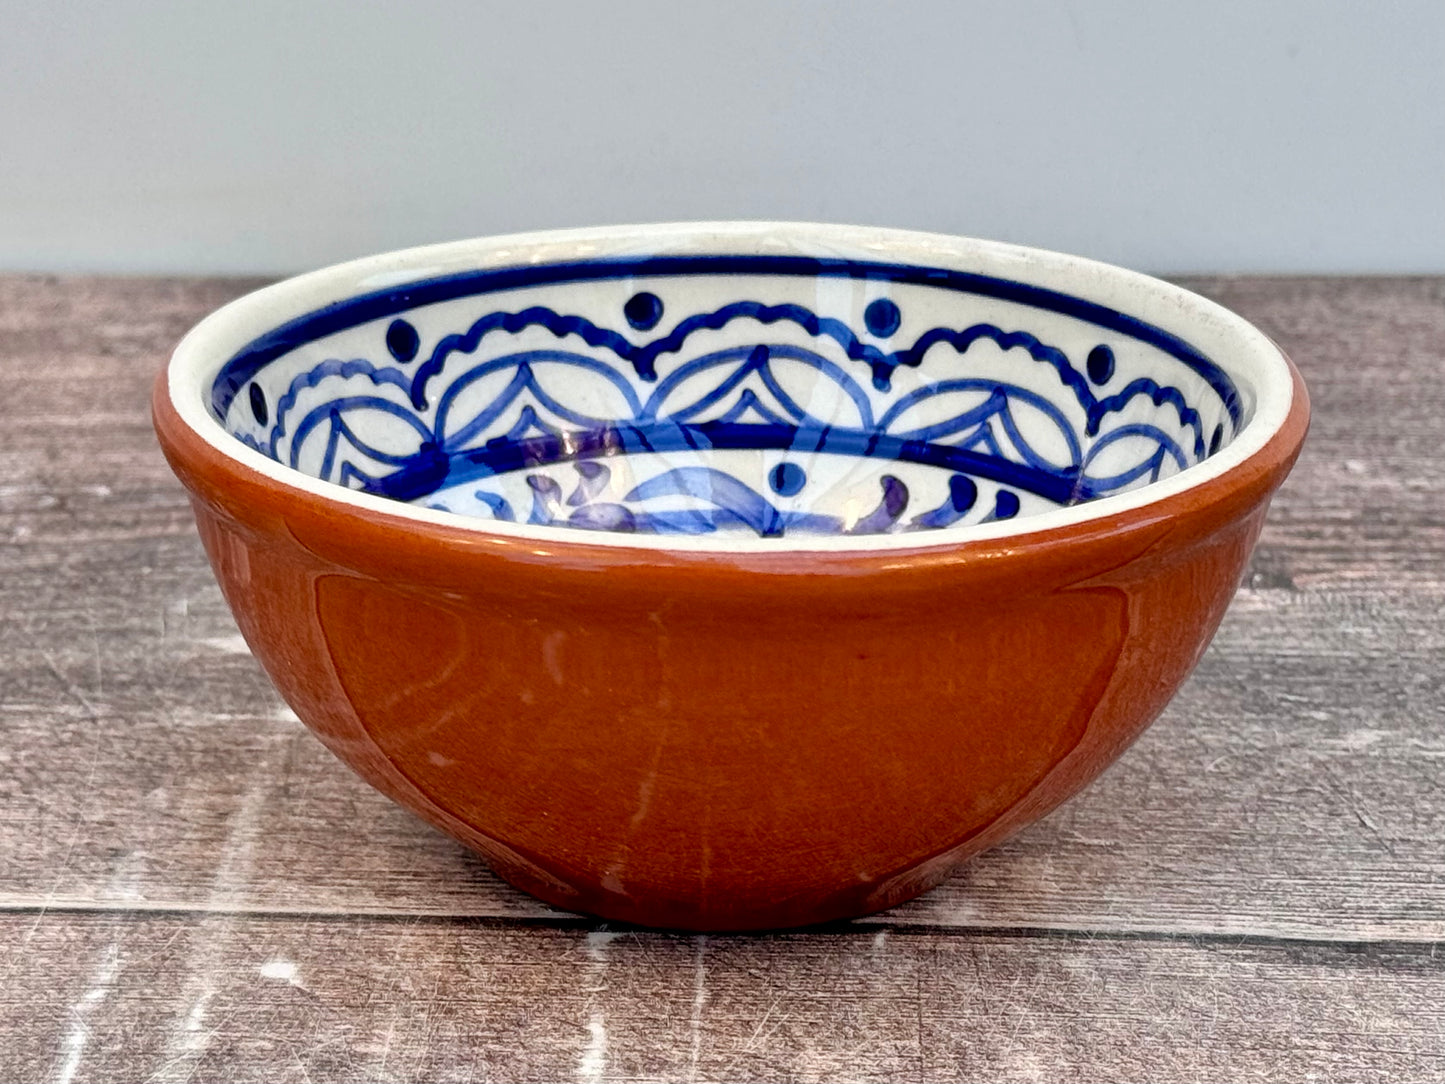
<box><xmin>1186</xmin><ymin>276</ymin><xmax>1445</xmax><ymax>591</ymax></box>
<box><xmin>4</xmin><ymin>272</ymin><xmax>1445</xmax><ymax>1080</ymax></box>
<box><xmin>3</xmin><ymin>914</ymin><xmax>1441</xmax><ymax>1084</ymax></box>
<box><xmin>3</xmin><ymin>573</ymin><xmax>1444</xmax><ymax>940</ymax></box>
<box><xmin>3</xmin><ymin>275</ymin><xmax>1445</xmax><ymax>943</ymax></box>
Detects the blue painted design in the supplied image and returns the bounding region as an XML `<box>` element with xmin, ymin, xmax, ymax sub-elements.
<box><xmin>1086</xmin><ymin>344</ymin><xmax>1114</xmax><ymax>385</ymax></box>
<box><xmin>472</xmin><ymin>489</ymin><xmax>514</xmax><ymax>520</ymax></box>
<box><xmin>990</xmin><ymin>490</ymin><xmax>1021</xmax><ymax>521</ymax></box>
<box><xmin>400</xmin><ymin>299</ymin><xmax>909</xmax><ymax>400</ymax></box>
<box><xmin>1080</xmin><ymin>424</ymin><xmax>1187</xmax><ymax>491</ymax></box>
<box><xmin>641</xmin><ymin>344</ymin><xmax>876</xmax><ymax>429</ymax></box>
<box><xmin>386</xmin><ymin>319</ymin><xmax>420</xmax><ymax>363</ymax></box>
<box><xmin>209</xmin><ymin>254</ymin><xmax>1241</xmax><ymax>424</ymax></box>
<box><xmin>864</xmin><ymin>298</ymin><xmax>901</xmax><ymax>337</ymax></box>
<box><xmin>850</xmin><ymin>475</ymin><xmax>909</xmax><ymax>533</ymax></box>
<box><xmin>430</xmin><ymin>351</ymin><xmax>642</xmax><ymax>451</ymax></box>
<box><xmin>911</xmin><ymin>475</ymin><xmax>979</xmax><ymax>529</ymax></box>
<box><xmin>769</xmin><ymin>462</ymin><xmax>806</xmax><ymax>497</ymax></box>
<box><xmin>407</xmin><ymin>307</ymin><xmax>649</xmax><ymax>409</ymax></box>
<box><xmin>876</xmin><ymin>380</ymin><xmax>1082</xmax><ymax>467</ymax></box>
<box><xmin>217</xmin><ymin>257</ymin><xmax>1240</xmax><ymax>538</ymax></box>
<box><xmin>389</xmin><ymin>299</ymin><xmax>1111</xmax><ymax>403</ymax></box>
<box><xmin>249</xmin><ymin>383</ymin><xmax>267</xmax><ymax>426</ymax></box>
<box><xmin>567</xmin><ymin>459</ymin><xmax>611</xmax><ymax>506</ymax></box>
<box><xmin>1085</xmin><ymin>378</ymin><xmax>1205</xmax><ymax>457</ymax></box>
<box><xmin>624</xmin><ymin>291</ymin><xmax>663</xmax><ymax>331</ymax></box>
<box><xmin>482</xmin><ymin>462</ymin><xmax>940</xmax><ymax>537</ymax></box>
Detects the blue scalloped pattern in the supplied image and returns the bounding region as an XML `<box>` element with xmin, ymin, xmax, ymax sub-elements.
<box><xmin>221</xmin><ymin>292</ymin><xmax>1234</xmax><ymax>537</ymax></box>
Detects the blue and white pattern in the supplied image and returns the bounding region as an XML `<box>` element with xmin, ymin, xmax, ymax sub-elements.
<box><xmin>213</xmin><ymin>257</ymin><xmax>1242</xmax><ymax>537</ymax></box>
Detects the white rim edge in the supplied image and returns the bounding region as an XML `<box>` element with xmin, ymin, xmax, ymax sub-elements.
<box><xmin>166</xmin><ymin>221</ymin><xmax>1296</xmax><ymax>554</ymax></box>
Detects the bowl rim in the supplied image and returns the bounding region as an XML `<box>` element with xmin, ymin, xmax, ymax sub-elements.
<box><xmin>160</xmin><ymin>221</ymin><xmax>1305</xmax><ymax>555</ymax></box>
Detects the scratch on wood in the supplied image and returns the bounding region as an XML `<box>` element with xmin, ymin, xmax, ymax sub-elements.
<box><xmin>687</xmin><ymin>935</ymin><xmax>709</xmax><ymax>1083</ymax></box>
<box><xmin>716</xmin><ymin>996</ymin><xmax>787</xmax><ymax>1079</ymax></box>
<box><xmin>258</xmin><ymin>958</ymin><xmax>302</xmax><ymax>987</ymax></box>
<box><xmin>146</xmin><ymin>779</ymin><xmax>267</xmax><ymax>1081</ymax></box>
<box><xmin>53</xmin><ymin>943</ymin><xmax>120</xmax><ymax>1084</ymax></box>
<box><xmin>580</xmin><ymin>1013</ymin><xmax>607</xmax><ymax>1083</ymax></box>
<box><xmin>1321</xmin><ymin>764</ymin><xmax>1398</xmax><ymax>857</ymax></box>
<box><xmin>0</xmin><ymin>665</ymin><xmax>106</xmax><ymax>991</ymax></box>
<box><xmin>579</xmin><ymin>929</ymin><xmax>620</xmax><ymax>1082</ymax></box>
<box><xmin>41</xmin><ymin>653</ymin><xmax>101</xmax><ymax>721</ymax></box>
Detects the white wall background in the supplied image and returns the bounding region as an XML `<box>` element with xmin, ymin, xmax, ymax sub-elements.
<box><xmin>3</xmin><ymin>0</ymin><xmax>1441</xmax><ymax>275</ymax></box>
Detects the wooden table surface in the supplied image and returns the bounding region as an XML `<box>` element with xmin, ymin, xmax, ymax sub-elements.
<box><xmin>2</xmin><ymin>275</ymin><xmax>1442</xmax><ymax>1082</ymax></box>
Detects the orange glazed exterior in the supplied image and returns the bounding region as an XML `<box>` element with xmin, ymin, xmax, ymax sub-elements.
<box><xmin>152</xmin><ymin>359</ymin><xmax>1308</xmax><ymax>930</ymax></box>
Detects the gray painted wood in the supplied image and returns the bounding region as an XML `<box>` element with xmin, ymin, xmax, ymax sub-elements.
<box><xmin>2</xmin><ymin>274</ymin><xmax>1443</xmax><ymax>1080</ymax></box>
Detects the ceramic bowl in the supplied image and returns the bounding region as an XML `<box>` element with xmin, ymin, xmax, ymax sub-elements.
<box><xmin>153</xmin><ymin>223</ymin><xmax>1308</xmax><ymax>930</ymax></box>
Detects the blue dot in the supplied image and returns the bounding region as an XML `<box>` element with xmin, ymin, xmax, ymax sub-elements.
<box><xmin>624</xmin><ymin>292</ymin><xmax>663</xmax><ymax>331</ymax></box>
<box><xmin>248</xmin><ymin>383</ymin><xmax>268</xmax><ymax>425</ymax></box>
<box><xmin>994</xmin><ymin>490</ymin><xmax>1020</xmax><ymax>520</ymax></box>
<box><xmin>769</xmin><ymin>462</ymin><xmax>806</xmax><ymax>497</ymax></box>
<box><xmin>864</xmin><ymin>298</ymin><xmax>901</xmax><ymax>338</ymax></box>
<box><xmin>1086</xmin><ymin>345</ymin><xmax>1115</xmax><ymax>385</ymax></box>
<box><xmin>1209</xmin><ymin>424</ymin><xmax>1224</xmax><ymax>456</ymax></box>
<box><xmin>386</xmin><ymin>319</ymin><xmax>420</xmax><ymax>363</ymax></box>
<box><xmin>947</xmin><ymin>474</ymin><xmax>978</xmax><ymax>513</ymax></box>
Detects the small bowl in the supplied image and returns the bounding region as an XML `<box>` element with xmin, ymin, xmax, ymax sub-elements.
<box><xmin>154</xmin><ymin>223</ymin><xmax>1308</xmax><ymax>930</ymax></box>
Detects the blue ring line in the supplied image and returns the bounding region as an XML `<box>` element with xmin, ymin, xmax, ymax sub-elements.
<box><xmin>211</xmin><ymin>255</ymin><xmax>1240</xmax><ymax>425</ymax></box>
<box><xmin>366</xmin><ymin>421</ymin><xmax>1093</xmax><ymax>507</ymax></box>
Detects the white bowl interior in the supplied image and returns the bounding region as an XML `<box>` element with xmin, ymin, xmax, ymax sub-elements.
<box><xmin>171</xmin><ymin>224</ymin><xmax>1293</xmax><ymax>548</ymax></box>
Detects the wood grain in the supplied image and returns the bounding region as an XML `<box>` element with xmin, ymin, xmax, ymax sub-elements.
<box><xmin>5</xmin><ymin>916</ymin><xmax>1445</xmax><ymax>1083</ymax></box>
<box><xmin>2</xmin><ymin>274</ymin><xmax>1443</xmax><ymax>1080</ymax></box>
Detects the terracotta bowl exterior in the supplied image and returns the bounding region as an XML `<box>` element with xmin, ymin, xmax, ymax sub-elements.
<box><xmin>153</xmin><ymin>224</ymin><xmax>1309</xmax><ymax>930</ymax></box>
